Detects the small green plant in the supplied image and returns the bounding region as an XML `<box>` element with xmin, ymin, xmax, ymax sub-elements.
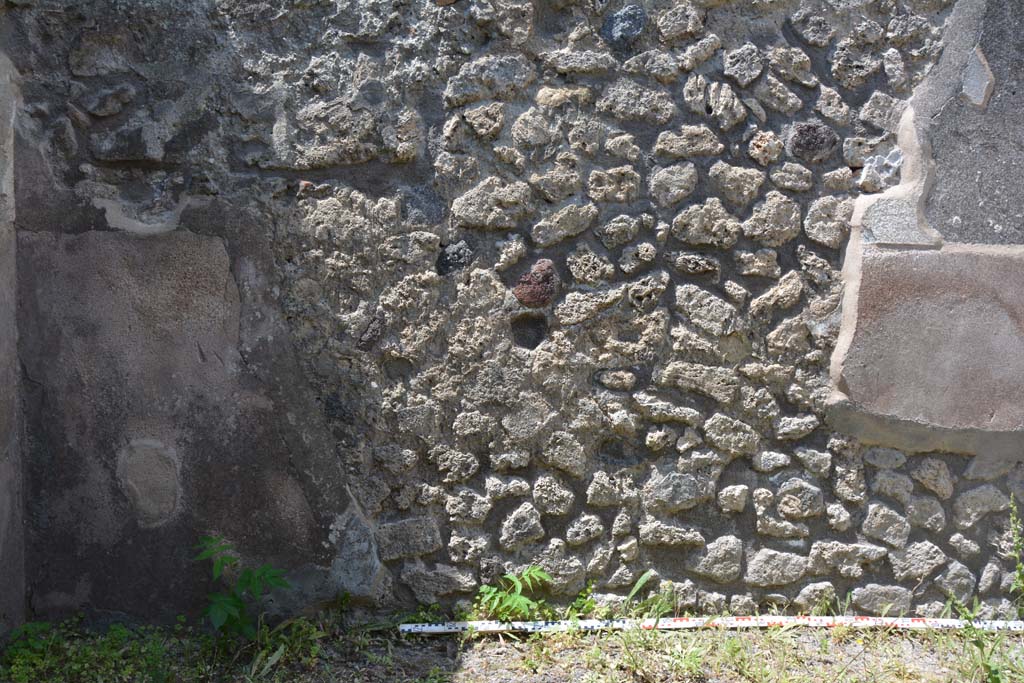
<box><xmin>402</xmin><ymin>602</ymin><xmax>447</xmax><ymax>626</ymax></box>
<box><xmin>564</xmin><ymin>581</ymin><xmax>597</xmax><ymax>620</ymax></box>
<box><xmin>247</xmin><ymin>616</ymin><xmax>326</xmax><ymax>677</ymax></box>
<box><xmin>473</xmin><ymin>566</ymin><xmax>553</xmax><ymax>622</ymax></box>
<box><xmin>414</xmin><ymin>665</ymin><xmax>453</xmax><ymax>683</ymax></box>
<box><xmin>195</xmin><ymin>536</ymin><xmax>291</xmax><ymax>640</ymax></box>
<box><xmin>0</xmin><ymin>618</ymin><xmax>173</xmax><ymax>683</ymax></box>
<box><xmin>622</xmin><ymin>569</ymin><xmax>671</xmax><ymax>620</ymax></box>
<box><xmin>951</xmin><ymin>598</ymin><xmax>1007</xmax><ymax>683</ymax></box>
<box><xmin>1008</xmin><ymin>495</ymin><xmax>1024</xmax><ymax>618</ymax></box>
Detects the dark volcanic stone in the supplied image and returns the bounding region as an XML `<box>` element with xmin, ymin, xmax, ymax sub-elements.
<box><xmin>437</xmin><ymin>240</ymin><xmax>474</xmax><ymax>275</ymax></box>
<box><xmin>601</xmin><ymin>5</ymin><xmax>647</xmax><ymax>52</ymax></box>
<box><xmin>512</xmin><ymin>259</ymin><xmax>559</xmax><ymax>308</ymax></box>
<box><xmin>672</xmin><ymin>252</ymin><xmax>720</xmax><ymax>278</ymax></box>
<box><xmin>787</xmin><ymin>121</ymin><xmax>840</xmax><ymax>163</ymax></box>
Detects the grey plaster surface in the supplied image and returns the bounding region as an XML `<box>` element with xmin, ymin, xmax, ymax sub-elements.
<box><xmin>924</xmin><ymin>0</ymin><xmax>1024</xmax><ymax>244</ymax></box>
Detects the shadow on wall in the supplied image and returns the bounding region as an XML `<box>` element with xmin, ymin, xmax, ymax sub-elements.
<box><xmin>14</xmin><ymin>203</ymin><xmax>372</xmax><ymax>623</ymax></box>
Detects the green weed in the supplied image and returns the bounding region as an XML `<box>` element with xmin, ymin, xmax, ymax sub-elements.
<box><xmin>194</xmin><ymin>535</ymin><xmax>290</xmax><ymax>641</ymax></box>
<box><xmin>473</xmin><ymin>565</ymin><xmax>553</xmax><ymax>622</ymax></box>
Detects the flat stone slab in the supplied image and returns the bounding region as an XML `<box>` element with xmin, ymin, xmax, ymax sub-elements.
<box><xmin>829</xmin><ymin>244</ymin><xmax>1024</xmax><ymax>457</ymax></box>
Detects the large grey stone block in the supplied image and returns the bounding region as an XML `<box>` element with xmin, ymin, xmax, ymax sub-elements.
<box><xmin>829</xmin><ymin>245</ymin><xmax>1024</xmax><ymax>458</ymax></box>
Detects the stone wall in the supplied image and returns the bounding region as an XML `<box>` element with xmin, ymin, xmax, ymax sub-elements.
<box><xmin>2</xmin><ymin>0</ymin><xmax>1022</xmax><ymax>623</ymax></box>
<box><xmin>0</xmin><ymin>50</ymin><xmax>24</xmax><ymax>637</ymax></box>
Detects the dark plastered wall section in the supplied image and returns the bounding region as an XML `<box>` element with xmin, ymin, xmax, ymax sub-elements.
<box><xmin>0</xmin><ymin>50</ymin><xmax>24</xmax><ymax>638</ymax></box>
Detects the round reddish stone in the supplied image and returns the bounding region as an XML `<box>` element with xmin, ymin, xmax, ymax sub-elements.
<box><xmin>513</xmin><ymin>259</ymin><xmax>559</xmax><ymax>308</ymax></box>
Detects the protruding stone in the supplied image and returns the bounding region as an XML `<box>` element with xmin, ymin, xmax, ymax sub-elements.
<box><xmin>656</xmin><ymin>3</ymin><xmax>704</xmax><ymax>43</ymax></box>
<box><xmin>937</xmin><ymin>560</ymin><xmax>977</xmax><ymax>604</ymax></box>
<box><xmin>954</xmin><ymin>485</ymin><xmax>1009</xmax><ymax>529</ymax></box>
<box><xmin>748</xmin><ymin>130</ymin><xmax>784</xmax><ymax>166</ymax></box>
<box><xmin>500</xmin><ymin>502</ymin><xmax>545</xmax><ymax>549</ymax></box>
<box><xmin>723</xmin><ymin>43</ymin><xmax>763</xmax><ymax>87</ymax></box>
<box><xmin>656</xmin><ymin>361</ymin><xmax>738</xmax><ymax>404</ymax></box>
<box><xmin>642</xmin><ymin>471</ymin><xmax>710</xmax><ymax>513</ymax></box>
<box><xmin>437</xmin><ymin>240</ymin><xmax>474</xmax><ymax>275</ymax></box>
<box><xmin>745</xmin><ymin>549</ymin><xmax>807</xmax><ymax>587</ymax></box>
<box><xmin>639</xmin><ymin>521</ymin><xmax>705</xmax><ymax>547</ymax></box>
<box><xmin>596</xmin><ymin>78</ymin><xmax>675</xmax><ymax>124</ymax></box>
<box><xmin>826</xmin><ymin>503</ymin><xmax>851</xmax><ymax>531</ymax></box>
<box><xmin>795</xmin><ymin>447</ymin><xmax>832</xmax><ymax>477</ymax></box>
<box><xmin>532</xmin><ymin>474</ymin><xmax>575</xmax><ymax>516</ymax></box>
<box><xmin>786</xmin><ymin>121</ymin><xmax>839</xmax><ymax>163</ymax></box>
<box><xmin>809</xmin><ymin>541</ymin><xmax>887</xmax><ymax>578</ymax></box>
<box><xmin>804</xmin><ymin>196</ymin><xmax>853</xmax><ymax>248</ymax></box>
<box><xmin>777</xmin><ymin>478</ymin><xmax>824</xmax><ymax>519</ymax></box>
<box><xmin>871</xmin><ymin>471</ymin><xmax>914</xmax><ymax>506</ymax></box>
<box><xmin>710</xmin><ymin>161</ymin><xmax>766</xmax><ymax>207</ymax></box>
<box><xmin>862</xmin><ymin>503</ymin><xmax>910</xmax><ymax>548</ymax></box>
<box><xmin>588</xmin><ymin>165</ymin><xmax>642</xmax><ymax>203</ymax></box>
<box><xmin>688</xmin><ymin>535</ymin><xmax>742</xmax><ymax>583</ymax></box>
<box><xmin>949</xmin><ymin>533</ymin><xmax>980</xmax><ymax>558</ymax></box>
<box><xmin>753</xmin><ymin>450</ymin><xmax>790</xmax><ymax>472</ymax></box>
<box><xmin>513</xmin><ymin>259</ymin><xmax>559</xmax><ymax>308</ymax></box>
<box><xmin>444</xmin><ymin>53</ymin><xmax>536</xmax><ymax>107</ymax></box>
<box><xmin>864</xmin><ymin>447</ymin><xmax>906</xmax><ymax>469</ymax></box>
<box><xmin>718</xmin><ymin>484</ymin><xmax>749</xmax><ymax>513</ymax></box>
<box><xmin>673</xmin><ymin>284</ymin><xmax>738</xmax><ymax>337</ymax></box>
<box><xmin>912</xmin><ymin>459</ymin><xmax>955</xmax><ymax>500</ymax></box>
<box><xmin>650</xmin><ymin>163</ymin><xmax>699</xmax><ymax>208</ymax></box>
<box><xmin>567</xmin><ymin>514</ymin><xmax>605</xmax><ymax>546</ymax></box>
<box><xmin>543</xmin><ymin>431</ymin><xmax>587</xmax><ymax>479</ymax></box>
<box><xmin>859</xmin><ymin>91</ymin><xmax>907</xmax><ymax>132</ymax></box>
<box><xmin>531</xmin><ymin>203</ymin><xmax>598</xmax><ymax>247</ymax></box>
<box><xmin>743</xmin><ymin>191</ymin><xmax>801</xmax><ymax>246</ymax></box>
<box><xmin>906</xmin><ymin>495</ymin><xmax>946</xmax><ymax>533</ymax></box>
<box><xmin>794</xmin><ymin>582</ymin><xmax>835</xmax><ymax>613</ymax></box>
<box><xmin>601</xmin><ymin>5</ymin><xmax>647</xmax><ymax>52</ymax></box>
<box><xmin>703</xmin><ymin>413</ymin><xmax>760</xmax><ymax>456</ymax></box>
<box><xmin>401</xmin><ymin>563</ymin><xmax>477</xmax><ymax>604</ymax></box>
<box><xmin>852</xmin><ymin>584</ymin><xmax>911</xmax><ymax>616</ymax></box>
<box><xmin>889</xmin><ymin>541</ymin><xmax>947</xmax><ymax>582</ymax></box>
<box><xmin>671</xmin><ymin>197</ymin><xmax>741</xmax><ymax>249</ymax></box>
<box><xmin>655</xmin><ymin>125</ymin><xmax>724</xmax><ymax>158</ymax></box>
<box><xmin>680</xmin><ymin>34</ymin><xmax>721</xmax><ymax>71</ymax></box>
<box><xmin>770</xmin><ymin>163</ymin><xmax>813</xmax><ymax>192</ymax></box>
<box><xmin>452</xmin><ymin>178</ymin><xmax>535</xmax><ymax>230</ymax></box>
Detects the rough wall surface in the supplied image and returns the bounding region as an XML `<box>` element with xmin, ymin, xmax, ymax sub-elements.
<box><xmin>0</xmin><ymin>50</ymin><xmax>24</xmax><ymax>637</ymax></box>
<box><xmin>2</xmin><ymin>0</ymin><xmax>1022</xmax><ymax>622</ymax></box>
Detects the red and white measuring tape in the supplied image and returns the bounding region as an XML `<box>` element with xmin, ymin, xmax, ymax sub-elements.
<box><xmin>400</xmin><ymin>614</ymin><xmax>1024</xmax><ymax>635</ymax></box>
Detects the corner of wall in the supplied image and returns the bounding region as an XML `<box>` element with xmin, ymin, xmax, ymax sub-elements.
<box><xmin>0</xmin><ymin>48</ymin><xmax>25</xmax><ymax>639</ymax></box>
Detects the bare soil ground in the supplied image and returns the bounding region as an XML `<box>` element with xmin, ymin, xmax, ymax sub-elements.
<box><xmin>306</xmin><ymin>625</ymin><xmax>1024</xmax><ymax>683</ymax></box>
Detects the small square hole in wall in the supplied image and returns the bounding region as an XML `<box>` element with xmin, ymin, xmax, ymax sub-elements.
<box><xmin>511</xmin><ymin>314</ymin><xmax>548</xmax><ymax>350</ymax></box>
